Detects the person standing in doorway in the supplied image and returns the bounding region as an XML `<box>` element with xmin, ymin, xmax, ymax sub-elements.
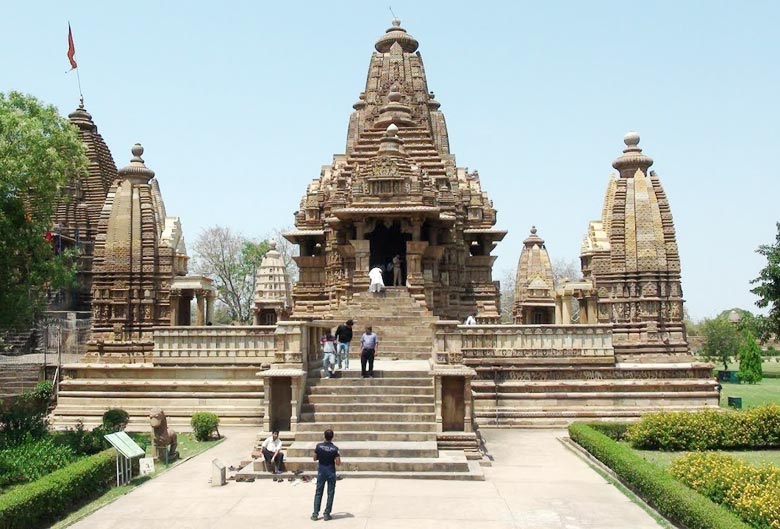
<box><xmin>311</xmin><ymin>429</ymin><xmax>341</xmax><ymax>521</ymax></box>
<box><xmin>360</xmin><ymin>326</ymin><xmax>378</xmax><ymax>378</ymax></box>
<box><xmin>335</xmin><ymin>319</ymin><xmax>354</xmax><ymax>370</ymax></box>
<box><xmin>392</xmin><ymin>254</ymin><xmax>402</xmax><ymax>286</ymax></box>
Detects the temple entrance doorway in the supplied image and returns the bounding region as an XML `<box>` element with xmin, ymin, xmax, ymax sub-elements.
<box><xmin>368</xmin><ymin>221</ymin><xmax>409</xmax><ymax>286</ymax></box>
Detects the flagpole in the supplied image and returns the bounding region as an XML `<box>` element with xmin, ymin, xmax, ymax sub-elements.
<box><xmin>67</xmin><ymin>21</ymin><xmax>84</xmax><ymax>104</ymax></box>
<box><xmin>75</xmin><ymin>66</ymin><xmax>84</xmax><ymax>105</ymax></box>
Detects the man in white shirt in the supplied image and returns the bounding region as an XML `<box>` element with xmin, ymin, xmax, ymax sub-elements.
<box><xmin>464</xmin><ymin>314</ymin><xmax>477</xmax><ymax>325</ymax></box>
<box><xmin>368</xmin><ymin>266</ymin><xmax>385</xmax><ymax>293</ymax></box>
<box><xmin>261</xmin><ymin>430</ymin><xmax>284</xmax><ymax>476</ymax></box>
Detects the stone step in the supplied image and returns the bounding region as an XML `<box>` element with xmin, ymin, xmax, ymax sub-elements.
<box><xmin>59</xmin><ymin>380</ymin><xmax>263</xmax><ymax>391</ymax></box>
<box><xmin>292</xmin><ymin>430</ymin><xmax>434</xmax><ymax>442</ymax></box>
<box><xmin>52</xmin><ymin>404</ymin><xmax>261</xmax><ymax>417</ymax></box>
<box><xmin>306</xmin><ymin>394</ymin><xmax>432</xmax><ymax>405</ymax></box>
<box><xmin>308</xmin><ymin>376</ymin><xmax>431</xmax><ymax>386</ymax></box>
<box><xmin>284</xmin><ymin>440</ymin><xmax>439</xmax><ymax>458</ymax></box>
<box><xmin>279</xmin><ymin>453</ymin><xmax>470</xmax><ymax>473</ymax></box>
<box><xmin>307</xmin><ymin>385</ymin><xmax>433</xmax><ymax>396</ymax></box>
<box><xmin>295</xmin><ymin>421</ymin><xmax>437</xmax><ymax>433</ymax></box>
<box><xmin>301</xmin><ymin>403</ymin><xmax>434</xmax><ymax>414</ymax></box>
<box><xmin>57</xmin><ymin>390</ymin><xmax>264</xmax><ymax>399</ymax></box>
<box><xmin>300</xmin><ymin>411</ymin><xmax>436</xmax><ymax>422</ymax></box>
<box><xmin>60</xmin><ymin>364</ymin><xmax>263</xmax><ymax>379</ymax></box>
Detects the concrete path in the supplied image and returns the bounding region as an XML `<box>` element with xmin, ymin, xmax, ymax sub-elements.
<box><xmin>69</xmin><ymin>428</ymin><xmax>662</xmax><ymax>529</ymax></box>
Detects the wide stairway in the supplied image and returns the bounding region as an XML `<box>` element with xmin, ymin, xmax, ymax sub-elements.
<box><xmin>0</xmin><ymin>364</ymin><xmax>42</xmax><ymax>400</ymax></box>
<box><xmin>325</xmin><ymin>287</ymin><xmax>439</xmax><ymax>361</ymax></box>
<box><xmin>51</xmin><ymin>364</ymin><xmax>264</xmax><ymax>430</ymax></box>
<box><xmin>245</xmin><ymin>363</ymin><xmax>481</xmax><ymax>479</ymax></box>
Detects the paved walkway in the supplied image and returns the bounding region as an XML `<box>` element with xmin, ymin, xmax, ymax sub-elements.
<box><xmin>70</xmin><ymin>429</ymin><xmax>662</xmax><ymax>529</ymax></box>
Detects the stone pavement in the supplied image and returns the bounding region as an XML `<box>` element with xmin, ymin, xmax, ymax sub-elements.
<box><xmin>69</xmin><ymin>428</ymin><xmax>662</xmax><ymax>529</ymax></box>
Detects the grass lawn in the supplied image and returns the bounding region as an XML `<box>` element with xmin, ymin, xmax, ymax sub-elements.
<box><xmin>719</xmin><ymin>377</ymin><xmax>780</xmax><ymax>408</ymax></box>
<box><xmin>50</xmin><ymin>432</ymin><xmax>223</xmax><ymax>529</ymax></box>
<box><xmin>724</xmin><ymin>360</ymin><xmax>780</xmax><ymax>377</ymax></box>
<box><xmin>629</xmin><ymin>444</ymin><xmax>780</xmax><ymax>469</ymax></box>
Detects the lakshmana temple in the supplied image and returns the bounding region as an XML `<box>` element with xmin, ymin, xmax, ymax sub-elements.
<box><xmin>46</xmin><ymin>20</ymin><xmax>717</xmax><ymax>479</ymax></box>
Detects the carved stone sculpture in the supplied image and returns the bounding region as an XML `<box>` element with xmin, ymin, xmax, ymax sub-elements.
<box><xmin>149</xmin><ymin>407</ymin><xmax>178</xmax><ymax>461</ymax></box>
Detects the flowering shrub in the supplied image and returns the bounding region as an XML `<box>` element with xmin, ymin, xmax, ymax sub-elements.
<box><xmin>568</xmin><ymin>423</ymin><xmax>750</xmax><ymax>529</ymax></box>
<box><xmin>671</xmin><ymin>452</ymin><xmax>780</xmax><ymax>529</ymax></box>
<box><xmin>627</xmin><ymin>405</ymin><xmax>780</xmax><ymax>450</ymax></box>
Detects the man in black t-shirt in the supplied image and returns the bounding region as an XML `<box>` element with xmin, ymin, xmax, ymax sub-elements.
<box><xmin>334</xmin><ymin>320</ymin><xmax>354</xmax><ymax>370</ymax></box>
<box><xmin>311</xmin><ymin>429</ymin><xmax>341</xmax><ymax>521</ymax></box>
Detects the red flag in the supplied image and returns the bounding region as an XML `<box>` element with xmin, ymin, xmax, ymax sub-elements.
<box><xmin>67</xmin><ymin>23</ymin><xmax>78</xmax><ymax>70</ymax></box>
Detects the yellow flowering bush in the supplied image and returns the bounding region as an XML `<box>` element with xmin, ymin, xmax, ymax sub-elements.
<box><xmin>671</xmin><ymin>452</ymin><xmax>780</xmax><ymax>529</ymax></box>
<box><xmin>627</xmin><ymin>405</ymin><xmax>780</xmax><ymax>451</ymax></box>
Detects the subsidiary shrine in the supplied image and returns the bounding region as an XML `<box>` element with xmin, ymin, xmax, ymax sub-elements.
<box><xmin>48</xmin><ymin>20</ymin><xmax>718</xmax><ymax>478</ymax></box>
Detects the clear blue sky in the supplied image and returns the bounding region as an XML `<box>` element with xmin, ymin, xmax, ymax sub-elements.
<box><xmin>3</xmin><ymin>1</ymin><xmax>778</xmax><ymax>320</ymax></box>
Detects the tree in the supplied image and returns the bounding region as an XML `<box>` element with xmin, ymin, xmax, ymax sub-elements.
<box><xmin>700</xmin><ymin>317</ymin><xmax>742</xmax><ymax>371</ymax></box>
<box><xmin>551</xmin><ymin>257</ymin><xmax>581</xmax><ymax>285</ymax></box>
<box><xmin>751</xmin><ymin>223</ymin><xmax>780</xmax><ymax>339</ymax></box>
<box><xmin>190</xmin><ymin>226</ymin><xmax>269</xmax><ymax>324</ymax></box>
<box><xmin>498</xmin><ymin>269</ymin><xmax>515</xmax><ymax>323</ymax></box>
<box><xmin>738</xmin><ymin>330</ymin><xmax>763</xmax><ymax>384</ymax></box>
<box><xmin>0</xmin><ymin>92</ymin><xmax>86</xmax><ymax>329</ymax></box>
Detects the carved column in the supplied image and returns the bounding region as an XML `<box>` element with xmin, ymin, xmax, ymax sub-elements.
<box><xmin>349</xmin><ymin>239</ymin><xmax>371</xmax><ymax>292</ymax></box>
<box><xmin>406</xmin><ymin>240</ymin><xmax>428</xmax><ymax>302</ymax></box>
<box><xmin>169</xmin><ymin>291</ymin><xmax>180</xmax><ymax>326</ymax></box>
<box><xmin>206</xmin><ymin>292</ymin><xmax>216</xmax><ymax>324</ymax></box>
<box><xmin>195</xmin><ymin>290</ymin><xmax>205</xmax><ymax>326</ymax></box>
<box><xmin>561</xmin><ymin>295</ymin><xmax>571</xmax><ymax>324</ymax></box>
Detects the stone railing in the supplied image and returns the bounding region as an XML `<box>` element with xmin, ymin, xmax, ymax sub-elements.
<box><xmin>433</xmin><ymin>321</ymin><xmax>614</xmax><ymax>364</ymax></box>
<box><xmin>153</xmin><ymin>326</ymin><xmax>277</xmax><ymax>364</ymax></box>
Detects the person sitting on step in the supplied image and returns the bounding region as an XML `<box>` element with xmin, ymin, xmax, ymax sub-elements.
<box><xmin>261</xmin><ymin>430</ymin><xmax>285</xmax><ymax>478</ymax></box>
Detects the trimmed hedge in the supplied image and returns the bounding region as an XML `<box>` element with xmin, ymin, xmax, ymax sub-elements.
<box><xmin>0</xmin><ymin>449</ymin><xmax>114</xmax><ymax>529</ymax></box>
<box><xmin>627</xmin><ymin>405</ymin><xmax>780</xmax><ymax>451</ymax></box>
<box><xmin>671</xmin><ymin>452</ymin><xmax>780</xmax><ymax>529</ymax></box>
<box><xmin>191</xmin><ymin>412</ymin><xmax>219</xmax><ymax>441</ymax></box>
<box><xmin>568</xmin><ymin>423</ymin><xmax>752</xmax><ymax>529</ymax></box>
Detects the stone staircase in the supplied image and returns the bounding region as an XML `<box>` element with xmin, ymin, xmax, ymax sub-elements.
<box><xmin>0</xmin><ymin>364</ymin><xmax>43</xmax><ymax>400</ymax></box>
<box><xmin>51</xmin><ymin>364</ymin><xmax>264</xmax><ymax>430</ymax></box>
<box><xmin>243</xmin><ymin>365</ymin><xmax>482</xmax><ymax>480</ymax></box>
<box><xmin>0</xmin><ymin>328</ymin><xmax>40</xmax><ymax>355</ymax></box>
<box><xmin>326</xmin><ymin>287</ymin><xmax>438</xmax><ymax>361</ymax></box>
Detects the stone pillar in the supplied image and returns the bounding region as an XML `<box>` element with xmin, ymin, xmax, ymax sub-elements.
<box><xmin>554</xmin><ymin>297</ymin><xmax>562</xmax><ymax>324</ymax></box>
<box><xmin>206</xmin><ymin>292</ymin><xmax>216</xmax><ymax>324</ymax></box>
<box><xmin>169</xmin><ymin>291</ymin><xmax>180</xmax><ymax>326</ymax></box>
<box><xmin>578</xmin><ymin>300</ymin><xmax>588</xmax><ymax>324</ymax></box>
<box><xmin>195</xmin><ymin>290</ymin><xmax>205</xmax><ymax>326</ymax></box>
<box><xmin>561</xmin><ymin>295</ymin><xmax>571</xmax><ymax>324</ymax></box>
<box><xmin>587</xmin><ymin>298</ymin><xmax>598</xmax><ymax>325</ymax></box>
<box><xmin>463</xmin><ymin>376</ymin><xmax>473</xmax><ymax>433</ymax></box>
<box><xmin>349</xmin><ymin>239</ymin><xmax>371</xmax><ymax>291</ymax></box>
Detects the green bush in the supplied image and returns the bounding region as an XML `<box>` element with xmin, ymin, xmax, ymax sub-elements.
<box><xmin>0</xmin><ymin>449</ymin><xmax>114</xmax><ymax>529</ymax></box>
<box><xmin>0</xmin><ymin>436</ymin><xmax>76</xmax><ymax>488</ymax></box>
<box><xmin>0</xmin><ymin>382</ymin><xmax>53</xmax><ymax>447</ymax></box>
<box><xmin>739</xmin><ymin>332</ymin><xmax>763</xmax><ymax>384</ymax></box>
<box><xmin>190</xmin><ymin>412</ymin><xmax>219</xmax><ymax>441</ymax></box>
<box><xmin>102</xmin><ymin>408</ymin><xmax>129</xmax><ymax>433</ymax></box>
<box><xmin>671</xmin><ymin>452</ymin><xmax>780</xmax><ymax>529</ymax></box>
<box><xmin>55</xmin><ymin>421</ymin><xmax>108</xmax><ymax>455</ymax></box>
<box><xmin>626</xmin><ymin>405</ymin><xmax>780</xmax><ymax>451</ymax></box>
<box><xmin>568</xmin><ymin>423</ymin><xmax>752</xmax><ymax>529</ymax></box>
<box><xmin>590</xmin><ymin>422</ymin><xmax>630</xmax><ymax>441</ymax></box>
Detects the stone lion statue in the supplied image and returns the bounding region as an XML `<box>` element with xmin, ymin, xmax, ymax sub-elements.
<box><xmin>149</xmin><ymin>408</ymin><xmax>178</xmax><ymax>461</ymax></box>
